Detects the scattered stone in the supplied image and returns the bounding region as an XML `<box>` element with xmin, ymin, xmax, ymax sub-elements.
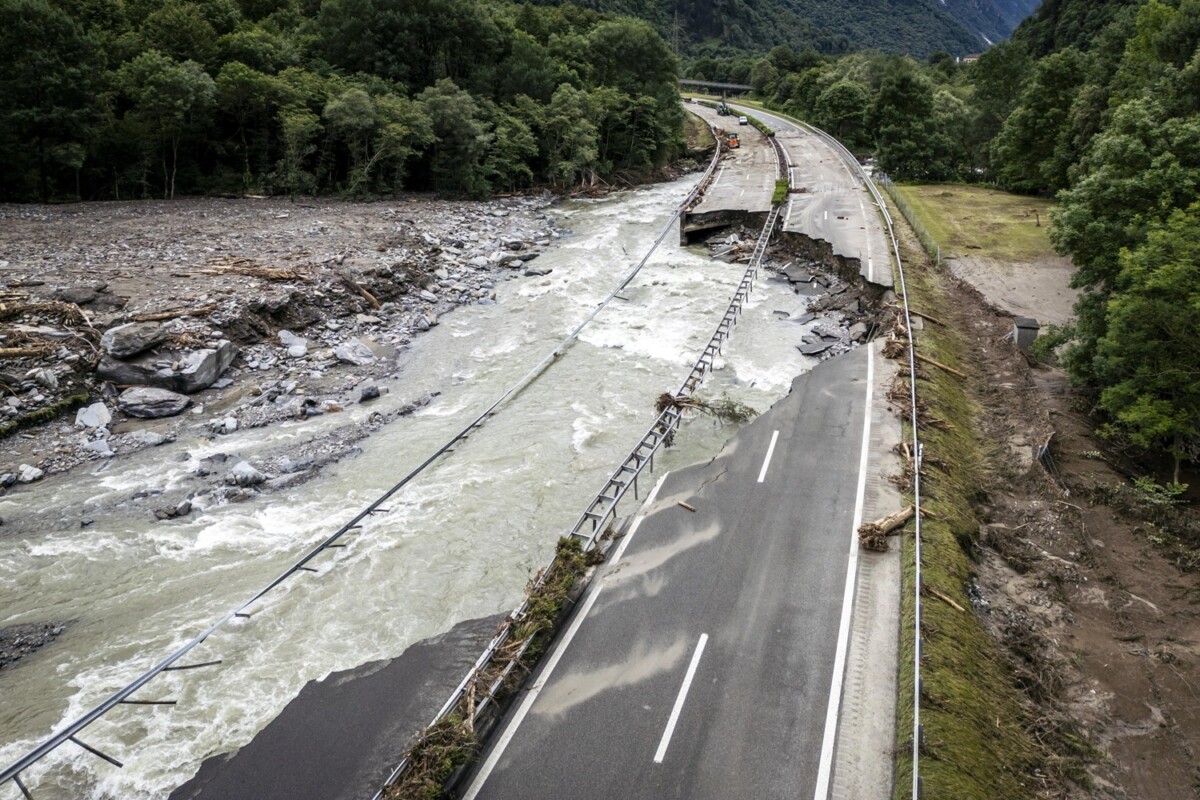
<box><xmin>127</xmin><ymin>430</ymin><xmax>168</xmax><ymax>446</ymax></box>
<box><xmin>360</xmin><ymin>385</ymin><xmax>381</xmax><ymax>402</ymax></box>
<box><xmin>279</xmin><ymin>330</ymin><xmax>308</xmax><ymax>358</ymax></box>
<box><xmin>524</xmin><ymin>266</ymin><xmax>553</xmax><ymax>277</ymax></box>
<box><xmin>75</xmin><ymin>402</ymin><xmax>112</xmax><ymax>429</ymax></box>
<box><xmin>53</xmin><ymin>286</ymin><xmax>99</xmax><ymax>305</ymax></box>
<box><xmin>97</xmin><ymin>341</ymin><xmax>237</xmax><ymax>393</ymax></box>
<box><xmin>17</xmin><ymin>464</ymin><xmax>44</xmax><ymax>483</ymax></box>
<box><xmin>799</xmin><ymin>342</ymin><xmax>832</xmax><ymax>356</ymax></box>
<box><xmin>227</xmin><ymin>461</ymin><xmax>266</xmax><ymax>487</ymax></box>
<box><xmin>848</xmin><ymin>322</ymin><xmax>869</xmax><ymax>342</ymax></box>
<box><xmin>101</xmin><ymin>322</ymin><xmax>166</xmax><ymax>359</ymax></box>
<box><xmin>0</xmin><ymin>622</ymin><xmax>66</xmax><ymax>669</ymax></box>
<box><xmin>419</xmin><ymin>289</ymin><xmax>438</xmax><ymax>303</ymax></box>
<box><xmin>334</xmin><ymin>339</ymin><xmax>375</xmax><ymax>366</ymax></box>
<box><xmin>210</xmin><ymin>416</ymin><xmax>238</xmax><ymax>435</ymax></box>
<box><xmin>83</xmin><ymin>438</ymin><xmax>114</xmax><ymax>457</ymax></box>
<box><xmin>26</xmin><ymin>368</ymin><xmax>58</xmax><ymax>390</ymax></box>
<box><xmin>118</xmin><ymin>387</ymin><xmax>192</xmax><ymax>419</ymax></box>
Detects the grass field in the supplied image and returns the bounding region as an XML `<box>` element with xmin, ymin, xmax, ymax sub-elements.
<box><xmin>682</xmin><ymin>109</ymin><xmax>715</xmax><ymax>151</ymax></box>
<box><xmin>891</xmin><ymin>184</ymin><xmax>1059</xmax><ymax>263</ymax></box>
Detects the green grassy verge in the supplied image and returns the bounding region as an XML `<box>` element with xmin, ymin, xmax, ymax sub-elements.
<box><xmin>772</xmin><ymin>179</ymin><xmax>788</xmax><ymax>204</ymax></box>
<box><xmin>682</xmin><ymin>110</ymin><xmax>715</xmax><ymax>151</ymax></box>
<box><xmin>891</xmin><ymin>184</ymin><xmax>1059</xmax><ymax>263</ymax></box>
<box><xmin>893</xmin><ymin>234</ymin><xmax>1045</xmax><ymax>799</ymax></box>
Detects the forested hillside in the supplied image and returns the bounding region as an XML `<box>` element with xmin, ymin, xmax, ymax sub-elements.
<box><xmin>0</xmin><ymin>0</ymin><xmax>683</xmax><ymax>201</ymax></box>
<box><xmin>565</xmin><ymin>0</ymin><xmax>1011</xmax><ymax>63</ymax></box>
<box><xmin>752</xmin><ymin>0</ymin><xmax>1200</xmax><ymax>477</ymax></box>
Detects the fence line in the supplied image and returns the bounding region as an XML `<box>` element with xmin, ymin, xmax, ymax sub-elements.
<box><xmin>876</xmin><ymin>174</ymin><xmax>942</xmax><ymax>267</ymax></box>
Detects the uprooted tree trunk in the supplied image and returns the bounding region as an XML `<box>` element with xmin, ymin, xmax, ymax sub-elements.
<box><xmin>655</xmin><ymin>392</ymin><xmax>758</xmax><ymax>424</ymax></box>
<box><xmin>858</xmin><ymin>504</ymin><xmax>915</xmax><ymax>551</ymax></box>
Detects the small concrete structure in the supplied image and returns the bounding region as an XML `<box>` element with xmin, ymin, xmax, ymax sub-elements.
<box><xmin>1014</xmin><ymin>317</ymin><xmax>1040</xmax><ymax>351</ymax></box>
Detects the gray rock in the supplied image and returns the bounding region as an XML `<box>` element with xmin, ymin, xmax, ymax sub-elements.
<box><xmin>360</xmin><ymin>385</ymin><xmax>380</xmax><ymax>402</ymax></box>
<box><xmin>419</xmin><ymin>289</ymin><xmax>438</xmax><ymax>303</ymax></box>
<box><xmin>517</xmin><ymin>252</ymin><xmax>541</xmax><ymax>262</ymax></box>
<box><xmin>279</xmin><ymin>329</ymin><xmax>306</xmax><ymax>348</ymax></box>
<box><xmin>524</xmin><ymin>266</ymin><xmax>553</xmax><ymax>277</ymax></box>
<box><xmin>799</xmin><ymin>342</ymin><xmax>832</xmax><ymax>356</ymax></box>
<box><xmin>97</xmin><ymin>341</ymin><xmax>236</xmax><ymax>394</ymax></box>
<box><xmin>848</xmin><ymin>322</ymin><xmax>869</xmax><ymax>342</ymax></box>
<box><xmin>26</xmin><ymin>368</ymin><xmax>58</xmax><ymax>390</ymax></box>
<box><xmin>227</xmin><ymin>461</ymin><xmax>266</xmax><ymax>487</ymax></box>
<box><xmin>83</xmin><ymin>438</ymin><xmax>114</xmax><ymax>457</ymax></box>
<box><xmin>210</xmin><ymin>416</ymin><xmax>238</xmax><ymax>435</ymax></box>
<box><xmin>286</xmin><ymin>343</ymin><xmax>308</xmax><ymax>358</ymax></box>
<box><xmin>75</xmin><ymin>402</ymin><xmax>112</xmax><ymax>429</ymax></box>
<box><xmin>127</xmin><ymin>430</ymin><xmax>167</xmax><ymax>446</ymax></box>
<box><xmin>101</xmin><ymin>322</ymin><xmax>166</xmax><ymax>359</ymax></box>
<box><xmin>505</xmin><ymin>240</ymin><xmax>526</xmax><ymax>250</ymax></box>
<box><xmin>17</xmin><ymin>464</ymin><xmax>44</xmax><ymax>483</ymax></box>
<box><xmin>469</xmin><ymin>256</ymin><xmax>490</xmax><ymax>268</ymax></box>
<box><xmin>212</xmin><ymin>378</ymin><xmax>234</xmax><ymax>390</ymax></box>
<box><xmin>54</xmin><ymin>286</ymin><xmax>98</xmax><ymax>305</ymax></box>
<box><xmin>118</xmin><ymin>387</ymin><xmax>192</xmax><ymax>418</ymax></box>
<box><xmin>0</xmin><ymin>473</ymin><xmax>16</xmax><ymax>488</ymax></box>
<box><xmin>334</xmin><ymin>339</ymin><xmax>375</xmax><ymax>366</ymax></box>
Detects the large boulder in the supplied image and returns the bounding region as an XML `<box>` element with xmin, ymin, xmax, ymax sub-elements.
<box><xmin>118</xmin><ymin>387</ymin><xmax>192</xmax><ymax>418</ymax></box>
<box><xmin>333</xmin><ymin>339</ymin><xmax>375</xmax><ymax>366</ymax></box>
<box><xmin>75</xmin><ymin>402</ymin><xmax>112</xmax><ymax>429</ymax></box>
<box><xmin>97</xmin><ymin>341</ymin><xmax>237</xmax><ymax>393</ymax></box>
<box><xmin>100</xmin><ymin>322</ymin><xmax>166</xmax><ymax>359</ymax></box>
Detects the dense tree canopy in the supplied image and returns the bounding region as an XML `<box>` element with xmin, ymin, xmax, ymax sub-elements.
<box><xmin>748</xmin><ymin>0</ymin><xmax>1200</xmax><ymax>473</ymax></box>
<box><xmin>0</xmin><ymin>0</ymin><xmax>684</xmax><ymax>200</ymax></box>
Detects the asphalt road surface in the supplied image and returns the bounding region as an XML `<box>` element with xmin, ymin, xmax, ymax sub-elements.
<box><xmin>463</xmin><ymin>345</ymin><xmax>876</xmax><ymax>800</ymax></box>
<box><xmin>736</xmin><ymin>104</ymin><xmax>894</xmax><ymax>290</ymax></box>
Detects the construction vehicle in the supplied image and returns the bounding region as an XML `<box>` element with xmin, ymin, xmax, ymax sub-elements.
<box><xmin>717</xmin><ymin>101</ymin><xmax>731</xmax><ymax>116</ymax></box>
<box><xmin>727</xmin><ymin>132</ymin><xmax>740</xmax><ymax>149</ymax></box>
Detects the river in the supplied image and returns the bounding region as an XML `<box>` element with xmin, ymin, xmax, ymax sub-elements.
<box><xmin>0</xmin><ymin>177</ymin><xmax>821</xmax><ymax>799</ymax></box>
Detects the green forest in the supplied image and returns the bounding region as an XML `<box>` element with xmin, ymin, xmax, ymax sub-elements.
<box><xmin>0</xmin><ymin>0</ymin><xmax>684</xmax><ymax>200</ymax></box>
<box><xmin>744</xmin><ymin>0</ymin><xmax>1198</xmax><ymax>478</ymax></box>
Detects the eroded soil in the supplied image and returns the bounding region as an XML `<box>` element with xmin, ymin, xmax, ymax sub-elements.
<box><xmin>931</xmin><ymin>264</ymin><xmax>1200</xmax><ymax>798</ymax></box>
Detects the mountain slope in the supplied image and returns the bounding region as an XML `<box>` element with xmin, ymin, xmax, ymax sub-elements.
<box><xmin>934</xmin><ymin>0</ymin><xmax>1043</xmax><ymax>48</ymax></box>
<box><xmin>564</xmin><ymin>0</ymin><xmax>1016</xmax><ymax>57</ymax></box>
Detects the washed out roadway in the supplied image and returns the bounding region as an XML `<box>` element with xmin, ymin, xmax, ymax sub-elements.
<box><xmin>463</xmin><ymin>345</ymin><xmax>877</xmax><ymax>800</ymax></box>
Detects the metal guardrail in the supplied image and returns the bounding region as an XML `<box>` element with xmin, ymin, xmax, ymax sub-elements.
<box><xmin>373</xmin><ymin>131</ymin><xmax>789</xmax><ymax>800</ymax></box>
<box><xmin>1</xmin><ymin>129</ymin><xmax>728</xmax><ymax>799</ymax></box>
<box><xmin>789</xmin><ymin>116</ymin><xmax>927</xmax><ymax>800</ymax></box>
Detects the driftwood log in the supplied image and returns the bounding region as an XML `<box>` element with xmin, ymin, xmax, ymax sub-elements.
<box><xmin>858</xmin><ymin>504</ymin><xmax>915</xmax><ymax>551</ymax></box>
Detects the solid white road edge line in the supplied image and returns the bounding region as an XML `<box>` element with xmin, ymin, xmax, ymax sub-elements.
<box><xmin>461</xmin><ymin>472</ymin><xmax>668</xmax><ymax>799</ymax></box>
<box><xmin>812</xmin><ymin>344</ymin><xmax>874</xmax><ymax>800</ymax></box>
<box><xmin>653</xmin><ymin>633</ymin><xmax>709</xmax><ymax>764</ymax></box>
<box><xmin>757</xmin><ymin>430</ymin><xmax>780</xmax><ymax>484</ymax></box>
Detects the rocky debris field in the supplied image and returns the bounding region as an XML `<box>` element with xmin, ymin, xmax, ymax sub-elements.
<box><xmin>0</xmin><ymin>195</ymin><xmax>561</xmax><ymax>504</ymax></box>
<box><xmin>705</xmin><ymin>227</ymin><xmax>882</xmax><ymax>357</ymax></box>
<box><xmin>0</xmin><ymin>622</ymin><xmax>66</xmax><ymax>670</ymax></box>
